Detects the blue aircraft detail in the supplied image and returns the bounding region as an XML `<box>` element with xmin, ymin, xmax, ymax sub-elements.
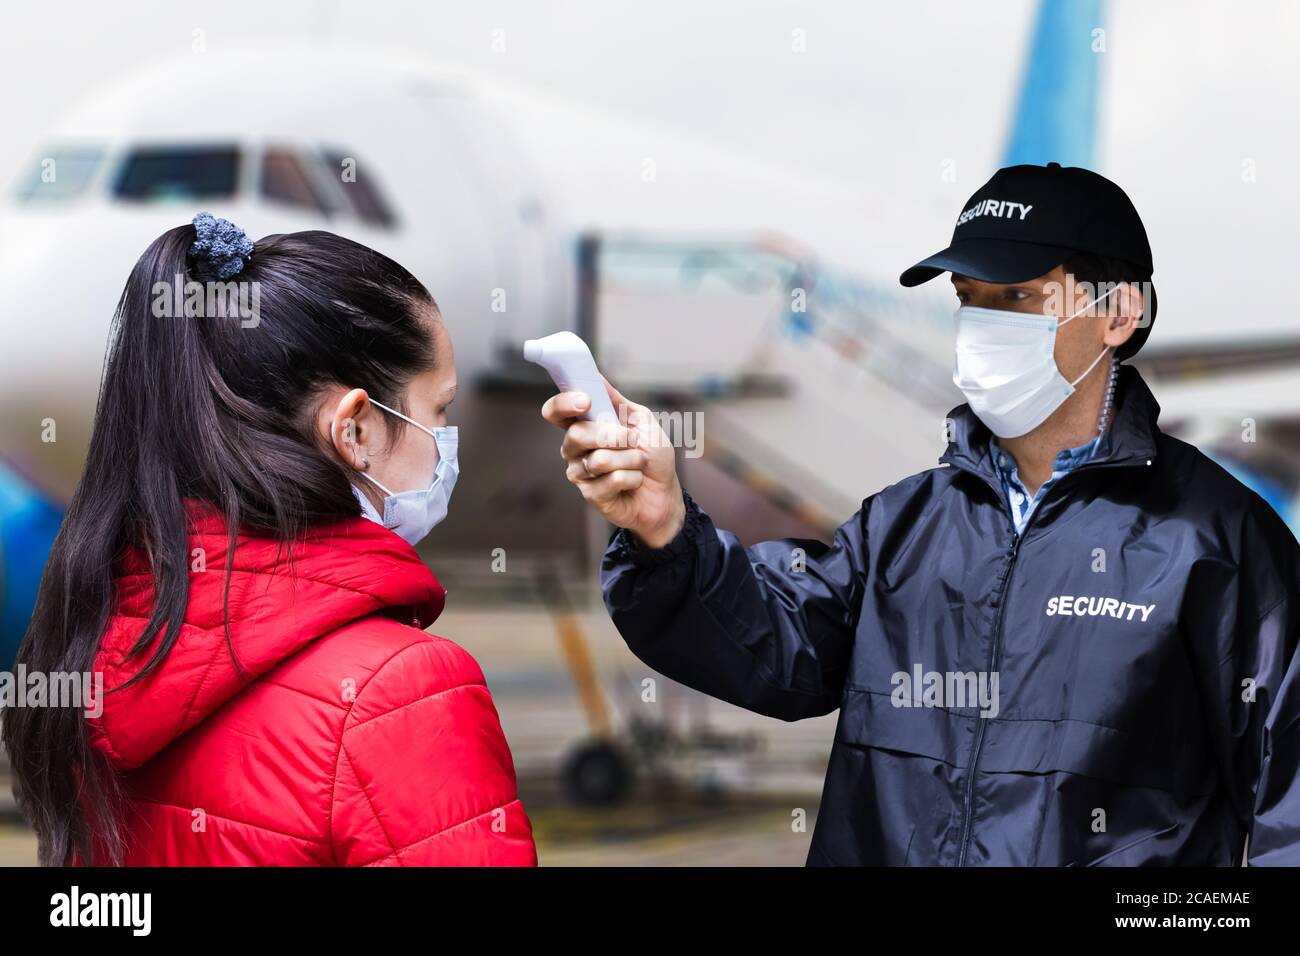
<box><xmin>1003</xmin><ymin>0</ymin><xmax>1103</xmax><ymax>170</ymax></box>
<box><xmin>0</xmin><ymin>463</ymin><xmax>63</xmax><ymax>669</ymax></box>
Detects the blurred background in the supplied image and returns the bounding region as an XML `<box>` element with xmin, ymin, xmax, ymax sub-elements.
<box><xmin>2</xmin><ymin>0</ymin><xmax>1299</xmax><ymax>865</ymax></box>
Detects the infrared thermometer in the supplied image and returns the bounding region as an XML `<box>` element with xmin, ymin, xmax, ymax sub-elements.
<box><xmin>523</xmin><ymin>331</ymin><xmax>619</xmax><ymax>424</ymax></box>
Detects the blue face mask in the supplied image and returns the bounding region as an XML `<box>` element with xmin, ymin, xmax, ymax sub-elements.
<box><xmin>345</xmin><ymin>399</ymin><xmax>459</xmax><ymax>547</ymax></box>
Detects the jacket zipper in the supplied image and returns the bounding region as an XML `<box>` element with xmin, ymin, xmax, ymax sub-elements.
<box><xmin>948</xmin><ymin>454</ymin><xmax>1151</xmax><ymax>866</ymax></box>
<box><xmin>956</xmin><ymin>524</ymin><xmax>1019</xmax><ymax>866</ymax></box>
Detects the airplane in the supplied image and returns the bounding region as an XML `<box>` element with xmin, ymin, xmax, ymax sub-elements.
<box><xmin>2</xmin><ymin>0</ymin><xmax>1298</xmax><ymax>678</ymax></box>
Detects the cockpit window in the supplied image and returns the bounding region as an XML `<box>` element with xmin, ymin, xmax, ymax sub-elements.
<box><xmin>261</xmin><ymin>147</ymin><xmax>335</xmax><ymax>215</ymax></box>
<box><xmin>14</xmin><ymin>147</ymin><xmax>103</xmax><ymax>202</ymax></box>
<box><xmin>321</xmin><ymin>150</ymin><xmax>397</xmax><ymax>228</ymax></box>
<box><xmin>113</xmin><ymin>145</ymin><xmax>239</xmax><ymax>201</ymax></box>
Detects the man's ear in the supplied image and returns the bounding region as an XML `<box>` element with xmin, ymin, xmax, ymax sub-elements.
<box><xmin>325</xmin><ymin>388</ymin><xmax>372</xmax><ymax>469</ymax></box>
<box><xmin>1102</xmin><ymin>282</ymin><xmax>1144</xmax><ymax>351</ymax></box>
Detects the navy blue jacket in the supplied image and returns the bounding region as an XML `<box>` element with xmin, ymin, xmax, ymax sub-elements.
<box><xmin>601</xmin><ymin>365</ymin><xmax>1300</xmax><ymax>865</ymax></box>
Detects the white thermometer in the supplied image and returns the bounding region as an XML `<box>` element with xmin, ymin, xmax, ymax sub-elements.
<box><xmin>523</xmin><ymin>331</ymin><xmax>619</xmax><ymax>424</ymax></box>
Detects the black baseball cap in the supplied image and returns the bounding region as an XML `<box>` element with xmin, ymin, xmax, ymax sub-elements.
<box><xmin>900</xmin><ymin>163</ymin><xmax>1157</xmax><ymax>358</ymax></box>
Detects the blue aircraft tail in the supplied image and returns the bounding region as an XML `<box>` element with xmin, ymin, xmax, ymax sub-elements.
<box><xmin>1002</xmin><ymin>0</ymin><xmax>1104</xmax><ymax>170</ymax></box>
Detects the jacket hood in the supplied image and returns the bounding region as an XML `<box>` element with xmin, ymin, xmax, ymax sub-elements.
<box><xmin>88</xmin><ymin>500</ymin><xmax>445</xmax><ymax>771</ymax></box>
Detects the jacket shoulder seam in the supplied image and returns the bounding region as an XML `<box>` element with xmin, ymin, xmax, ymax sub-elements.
<box><xmin>327</xmin><ymin>636</ymin><xmax>432</xmax><ymax>861</ymax></box>
<box><xmin>343</xmin><ymin>636</ymin><xmax>481</xmax><ymax>724</ymax></box>
<box><xmin>344</xmin><ymin>680</ymin><xmax>482</xmax><ymax>733</ymax></box>
<box><xmin>328</xmin><ymin>637</ymin><xmax>482</xmax><ymax>860</ymax></box>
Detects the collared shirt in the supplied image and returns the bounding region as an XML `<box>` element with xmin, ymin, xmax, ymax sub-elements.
<box><xmin>988</xmin><ymin>430</ymin><xmax>1108</xmax><ymax>535</ymax></box>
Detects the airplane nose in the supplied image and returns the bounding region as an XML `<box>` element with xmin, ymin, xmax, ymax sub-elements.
<box><xmin>0</xmin><ymin>208</ymin><xmax>126</xmax><ymax>500</ymax></box>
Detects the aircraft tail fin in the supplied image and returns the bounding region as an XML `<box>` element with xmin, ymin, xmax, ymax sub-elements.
<box><xmin>1002</xmin><ymin>0</ymin><xmax>1104</xmax><ymax>170</ymax></box>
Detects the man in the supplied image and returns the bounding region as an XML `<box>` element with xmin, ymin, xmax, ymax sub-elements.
<box><xmin>540</xmin><ymin>163</ymin><xmax>1300</xmax><ymax>865</ymax></box>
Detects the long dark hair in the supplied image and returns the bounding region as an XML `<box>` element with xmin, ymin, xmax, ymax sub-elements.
<box><xmin>2</xmin><ymin>222</ymin><xmax>438</xmax><ymax>865</ymax></box>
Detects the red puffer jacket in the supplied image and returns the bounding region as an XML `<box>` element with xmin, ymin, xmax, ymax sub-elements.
<box><xmin>85</xmin><ymin>501</ymin><xmax>536</xmax><ymax>866</ymax></box>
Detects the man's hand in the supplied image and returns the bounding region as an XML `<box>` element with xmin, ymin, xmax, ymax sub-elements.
<box><xmin>541</xmin><ymin>377</ymin><xmax>685</xmax><ymax>548</ymax></box>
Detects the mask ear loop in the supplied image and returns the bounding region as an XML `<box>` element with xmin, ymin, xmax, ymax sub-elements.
<box><xmin>1060</xmin><ymin>284</ymin><xmax>1120</xmax><ymax>387</ymax></box>
<box><xmin>1058</xmin><ymin>284</ymin><xmax>1119</xmax><ymax>328</ymax></box>
<box><xmin>368</xmin><ymin>398</ymin><xmax>438</xmax><ymax>440</ymax></box>
<box><xmin>1069</xmin><ymin>343</ymin><xmax>1112</xmax><ymax>388</ymax></box>
<box><xmin>358</xmin><ymin>471</ymin><xmax>397</xmax><ymax>497</ymax></box>
<box><xmin>331</xmin><ymin>416</ymin><xmax>397</xmax><ymax>497</ymax></box>
<box><xmin>361</xmin><ymin>398</ymin><xmax>444</xmax><ymax>494</ymax></box>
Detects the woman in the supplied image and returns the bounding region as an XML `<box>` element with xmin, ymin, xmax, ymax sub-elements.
<box><xmin>3</xmin><ymin>213</ymin><xmax>536</xmax><ymax>866</ymax></box>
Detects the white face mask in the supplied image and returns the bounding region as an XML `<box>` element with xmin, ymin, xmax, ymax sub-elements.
<box><xmin>338</xmin><ymin>399</ymin><xmax>459</xmax><ymax>547</ymax></box>
<box><xmin>951</xmin><ymin>287</ymin><xmax>1117</xmax><ymax>439</ymax></box>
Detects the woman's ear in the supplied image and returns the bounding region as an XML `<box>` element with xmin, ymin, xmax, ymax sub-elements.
<box><xmin>1102</xmin><ymin>282</ymin><xmax>1144</xmax><ymax>351</ymax></box>
<box><xmin>326</xmin><ymin>388</ymin><xmax>372</xmax><ymax>469</ymax></box>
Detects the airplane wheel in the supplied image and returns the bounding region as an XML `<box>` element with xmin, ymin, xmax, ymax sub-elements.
<box><xmin>561</xmin><ymin>740</ymin><xmax>633</xmax><ymax>806</ymax></box>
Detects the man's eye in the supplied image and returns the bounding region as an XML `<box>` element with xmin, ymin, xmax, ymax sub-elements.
<box><xmin>1005</xmin><ymin>290</ymin><xmax>1029</xmax><ymax>301</ymax></box>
